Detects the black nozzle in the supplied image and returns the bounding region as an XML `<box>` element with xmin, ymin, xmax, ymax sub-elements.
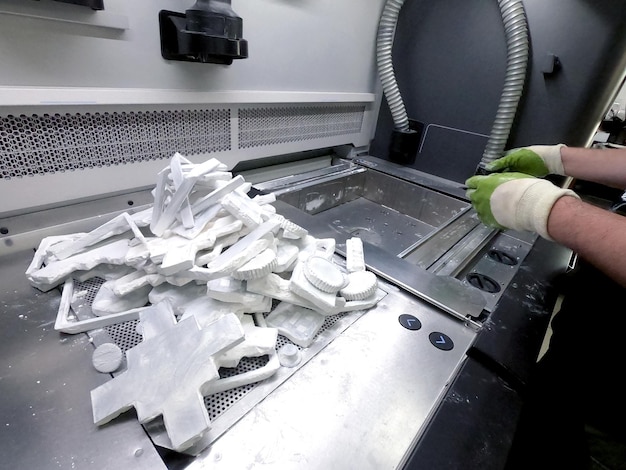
<box><xmin>159</xmin><ymin>0</ymin><xmax>248</xmax><ymax>65</ymax></box>
<box><xmin>388</xmin><ymin>119</ymin><xmax>423</xmax><ymax>165</ymax></box>
<box><xmin>474</xmin><ymin>163</ymin><xmax>491</xmax><ymax>175</ymax></box>
<box><xmin>185</xmin><ymin>0</ymin><xmax>242</xmax><ymax>38</ymax></box>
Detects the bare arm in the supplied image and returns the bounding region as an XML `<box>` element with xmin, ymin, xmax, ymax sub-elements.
<box><xmin>561</xmin><ymin>146</ymin><xmax>626</xmax><ymax>189</ymax></box>
<box><xmin>548</xmin><ymin>195</ymin><xmax>626</xmax><ymax>287</ymax></box>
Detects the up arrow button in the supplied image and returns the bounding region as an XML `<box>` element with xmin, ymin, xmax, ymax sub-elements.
<box><xmin>398</xmin><ymin>314</ymin><xmax>422</xmax><ymax>331</ymax></box>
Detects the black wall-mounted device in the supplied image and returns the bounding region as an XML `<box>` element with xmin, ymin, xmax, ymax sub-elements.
<box><xmin>159</xmin><ymin>0</ymin><xmax>248</xmax><ymax>65</ymax></box>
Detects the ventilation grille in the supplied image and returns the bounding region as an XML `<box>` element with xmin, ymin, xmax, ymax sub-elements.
<box><xmin>238</xmin><ymin>105</ymin><xmax>365</xmax><ymax>149</ymax></box>
<box><xmin>1</xmin><ymin>104</ymin><xmax>367</xmax><ymax>181</ymax></box>
<box><xmin>0</xmin><ymin>109</ymin><xmax>231</xmax><ymax>179</ymax></box>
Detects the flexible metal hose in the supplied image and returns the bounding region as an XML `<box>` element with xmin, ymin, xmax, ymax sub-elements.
<box><xmin>376</xmin><ymin>0</ymin><xmax>530</xmax><ymax>167</ymax></box>
<box><xmin>480</xmin><ymin>0</ymin><xmax>530</xmax><ymax>167</ymax></box>
<box><xmin>376</xmin><ymin>0</ymin><xmax>410</xmax><ymax>132</ymax></box>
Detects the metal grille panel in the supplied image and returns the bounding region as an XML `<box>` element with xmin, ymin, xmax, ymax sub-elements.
<box><xmin>0</xmin><ymin>109</ymin><xmax>231</xmax><ymax>179</ymax></box>
<box><xmin>238</xmin><ymin>105</ymin><xmax>365</xmax><ymax>148</ymax></box>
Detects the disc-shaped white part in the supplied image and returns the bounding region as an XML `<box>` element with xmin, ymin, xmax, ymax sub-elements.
<box><xmin>340</xmin><ymin>271</ymin><xmax>378</xmax><ymax>301</ymax></box>
<box><xmin>303</xmin><ymin>256</ymin><xmax>347</xmax><ymax>293</ymax></box>
<box><xmin>232</xmin><ymin>248</ymin><xmax>278</xmax><ymax>280</ymax></box>
<box><xmin>280</xmin><ymin>218</ymin><xmax>308</xmax><ymax>239</ymax></box>
<box><xmin>92</xmin><ymin>342</ymin><xmax>124</xmax><ymax>373</ymax></box>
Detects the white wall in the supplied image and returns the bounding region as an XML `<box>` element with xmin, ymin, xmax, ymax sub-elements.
<box><xmin>0</xmin><ymin>0</ymin><xmax>385</xmax><ymax>100</ymax></box>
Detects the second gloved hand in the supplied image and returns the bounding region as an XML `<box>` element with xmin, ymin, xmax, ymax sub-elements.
<box><xmin>465</xmin><ymin>172</ymin><xmax>579</xmax><ymax>240</ymax></box>
<box><xmin>485</xmin><ymin>144</ymin><xmax>566</xmax><ymax>177</ymax></box>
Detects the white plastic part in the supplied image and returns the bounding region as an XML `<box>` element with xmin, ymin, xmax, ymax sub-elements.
<box><xmin>265</xmin><ymin>302</ymin><xmax>326</xmax><ymax>348</ymax></box>
<box><xmin>277</xmin><ymin>343</ymin><xmax>302</xmax><ymax>368</ymax></box>
<box><xmin>91</xmin><ymin>280</ymin><xmax>152</xmax><ymax>317</ymax></box>
<box><xmin>274</xmin><ymin>241</ymin><xmax>300</xmax><ymax>273</ymax></box>
<box><xmin>340</xmin><ymin>271</ymin><xmax>378</xmax><ymax>301</ymax></box>
<box><xmin>289</xmin><ymin>261</ymin><xmax>346</xmax><ymax>314</ymax></box>
<box><xmin>54</xmin><ymin>278</ymin><xmax>147</xmax><ymax>334</ymax></box>
<box><xmin>231</xmin><ymin>247</ymin><xmax>278</xmax><ymax>280</ymax></box>
<box><xmin>51</xmin><ymin>212</ymin><xmax>133</xmax><ymax>260</ymax></box>
<box><xmin>303</xmin><ymin>256</ymin><xmax>347</xmax><ymax>293</ymax></box>
<box><xmin>92</xmin><ymin>343</ymin><xmax>124</xmax><ymax>373</ymax></box>
<box><xmin>279</xmin><ymin>217</ymin><xmax>308</xmax><ymax>239</ymax></box>
<box><xmin>27</xmin><ymin>239</ymin><xmax>130</xmax><ymax>292</ymax></box>
<box><xmin>90</xmin><ymin>313</ymin><xmax>245</xmax><ymax>453</ymax></box>
<box><xmin>220</xmin><ymin>190</ymin><xmax>265</xmax><ymax>228</ymax></box>
<box><xmin>207</xmin><ymin>277</ymin><xmax>267</xmax><ymax>308</ymax></box>
<box><xmin>345</xmin><ymin>237</ymin><xmax>366</xmax><ymax>272</ymax></box>
<box><xmin>246</xmin><ymin>273</ymin><xmax>319</xmax><ymax>311</ymax></box>
<box><xmin>216</xmin><ymin>314</ymin><xmax>278</xmax><ymax>368</ymax></box>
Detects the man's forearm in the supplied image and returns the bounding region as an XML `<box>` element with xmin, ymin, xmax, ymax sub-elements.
<box><xmin>547</xmin><ymin>196</ymin><xmax>626</xmax><ymax>287</ymax></box>
<box><xmin>561</xmin><ymin>147</ymin><xmax>626</xmax><ymax>189</ymax></box>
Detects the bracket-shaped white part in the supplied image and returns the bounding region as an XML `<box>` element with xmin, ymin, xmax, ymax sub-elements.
<box><xmin>158</xmin><ymin>233</ymin><xmax>216</xmax><ymax>276</ymax></box>
<box><xmin>170</xmin><ymin>153</ymin><xmax>195</xmax><ymax>229</ymax></box>
<box><xmin>206</xmin><ymin>350</ymin><xmax>281</xmax><ymax>396</ymax></box>
<box><xmin>110</xmin><ymin>271</ymin><xmax>165</xmax><ymax>297</ymax></box>
<box><xmin>28</xmin><ymin>239</ymin><xmax>131</xmax><ymax>292</ymax></box>
<box><xmin>206</xmin><ymin>277</ymin><xmax>266</xmax><ymax>307</ymax></box>
<box><xmin>54</xmin><ymin>278</ymin><xmax>146</xmax><ymax>334</ymax></box>
<box><xmin>195</xmin><ymin>219</ymin><xmax>279</xmax><ymax>279</ymax></box>
<box><xmin>50</xmin><ymin>213</ymin><xmax>134</xmax><ymax>261</ymax></box>
<box><xmin>26</xmin><ymin>233</ymin><xmax>86</xmax><ymax>276</ymax></box>
<box><xmin>190</xmin><ymin>174</ymin><xmax>246</xmax><ymax>216</ymax></box>
<box><xmin>220</xmin><ymin>190</ymin><xmax>265</xmax><ymax>228</ymax></box>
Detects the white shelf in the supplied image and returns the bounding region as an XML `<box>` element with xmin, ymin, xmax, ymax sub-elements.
<box><xmin>0</xmin><ymin>0</ymin><xmax>128</xmax><ymax>31</ymax></box>
<box><xmin>0</xmin><ymin>87</ymin><xmax>376</xmax><ymax>107</ymax></box>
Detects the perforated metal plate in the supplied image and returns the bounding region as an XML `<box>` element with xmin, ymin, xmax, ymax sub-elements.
<box><xmin>0</xmin><ymin>110</ymin><xmax>231</xmax><ymax>179</ymax></box>
<box><xmin>238</xmin><ymin>105</ymin><xmax>365</xmax><ymax>149</ymax></box>
<box><xmin>73</xmin><ymin>277</ymin><xmax>369</xmax><ymax>438</ymax></box>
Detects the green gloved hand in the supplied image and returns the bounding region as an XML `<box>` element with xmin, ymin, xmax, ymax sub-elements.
<box><xmin>485</xmin><ymin>144</ymin><xmax>566</xmax><ymax>177</ymax></box>
<box><xmin>465</xmin><ymin>171</ymin><xmax>579</xmax><ymax>240</ymax></box>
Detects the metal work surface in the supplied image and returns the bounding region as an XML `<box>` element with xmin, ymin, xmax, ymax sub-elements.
<box><xmin>186</xmin><ymin>281</ymin><xmax>475</xmax><ymax>470</ymax></box>
<box><xmin>0</xmin><ymin>250</ymin><xmax>166</xmax><ymax>470</ymax></box>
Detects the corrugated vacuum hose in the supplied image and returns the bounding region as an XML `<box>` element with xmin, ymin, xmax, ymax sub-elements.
<box><xmin>375</xmin><ymin>0</ymin><xmax>530</xmax><ymax>170</ymax></box>
<box><xmin>479</xmin><ymin>0</ymin><xmax>530</xmax><ymax>171</ymax></box>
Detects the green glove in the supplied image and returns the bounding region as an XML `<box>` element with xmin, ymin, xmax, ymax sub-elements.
<box><xmin>485</xmin><ymin>144</ymin><xmax>566</xmax><ymax>177</ymax></box>
<box><xmin>465</xmin><ymin>171</ymin><xmax>579</xmax><ymax>240</ymax></box>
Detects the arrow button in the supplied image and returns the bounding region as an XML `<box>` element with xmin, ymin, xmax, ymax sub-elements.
<box><xmin>429</xmin><ymin>332</ymin><xmax>454</xmax><ymax>351</ymax></box>
<box><xmin>398</xmin><ymin>314</ymin><xmax>421</xmax><ymax>331</ymax></box>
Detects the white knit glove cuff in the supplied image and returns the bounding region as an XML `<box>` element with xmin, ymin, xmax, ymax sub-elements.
<box><xmin>490</xmin><ymin>178</ymin><xmax>579</xmax><ymax>240</ymax></box>
<box><xmin>526</xmin><ymin>144</ymin><xmax>566</xmax><ymax>176</ymax></box>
